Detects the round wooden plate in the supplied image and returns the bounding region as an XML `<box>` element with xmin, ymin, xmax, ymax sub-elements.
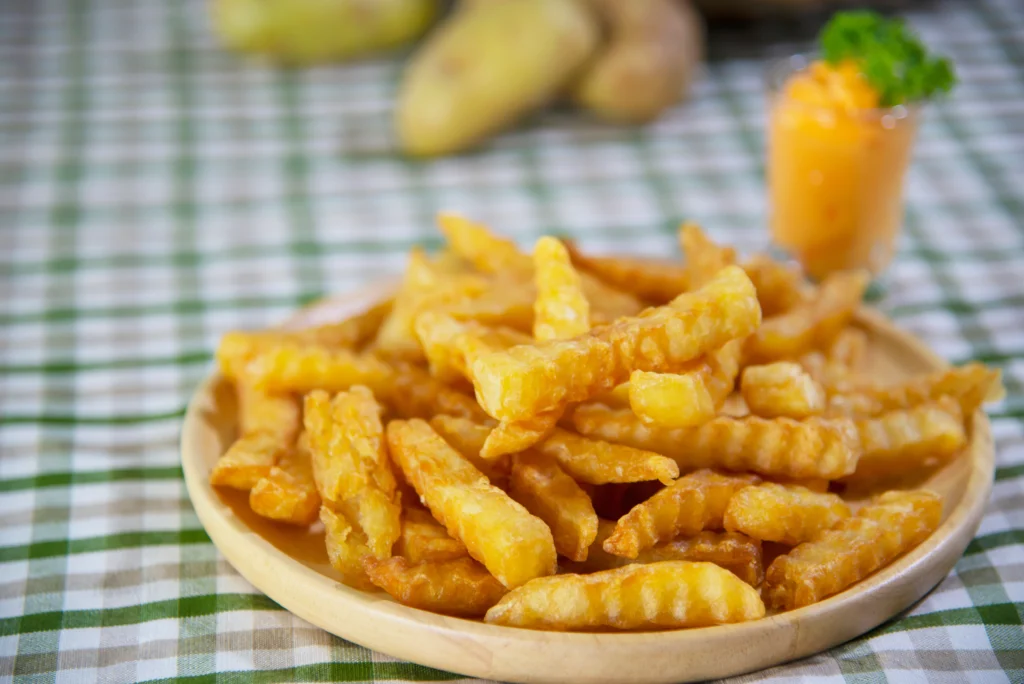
<box><xmin>180</xmin><ymin>283</ymin><xmax>994</xmax><ymax>684</ymax></box>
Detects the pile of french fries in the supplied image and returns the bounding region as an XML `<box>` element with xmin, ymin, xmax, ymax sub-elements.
<box><xmin>210</xmin><ymin>214</ymin><xmax>1003</xmax><ymax>631</ymax></box>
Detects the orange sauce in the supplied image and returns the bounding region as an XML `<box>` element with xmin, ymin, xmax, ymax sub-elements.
<box><xmin>768</xmin><ymin>61</ymin><xmax>919</xmax><ymax>280</ymax></box>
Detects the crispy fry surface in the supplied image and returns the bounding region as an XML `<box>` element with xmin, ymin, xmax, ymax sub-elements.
<box><xmin>741</xmin><ymin>362</ymin><xmax>826</xmax><ymax>419</ymax></box>
<box><xmin>248</xmin><ymin>438</ymin><xmax>321</xmax><ymax>525</ymax></box>
<box><xmin>471</xmin><ymin>265</ymin><xmax>761</xmax><ymax>421</ymax></box>
<box><xmin>481</xmin><ymin>409</ymin><xmax>563</xmax><ymax>460</ymax></box>
<box><xmin>850</xmin><ymin>398</ymin><xmax>966</xmax><ymax>479</ymax></box>
<box><xmin>245</xmin><ymin>344</ymin><xmax>392</xmax><ymax>395</ymax></box>
<box><xmin>321</xmin><ymin>505</ymin><xmax>374</xmax><ymax>589</ymax></box>
<box><xmin>723</xmin><ymin>483</ymin><xmax>851</xmax><ymax>545</ymax></box>
<box><xmin>628</xmin><ymin>340</ymin><xmax>741</xmax><ymax>428</ymax></box>
<box><xmin>572</xmin><ymin>404</ymin><xmax>860</xmax><ymax>479</ymax></box>
<box><xmin>396</xmin><ymin>507</ymin><xmax>469</xmax><ymax>563</ymax></box>
<box><xmin>484</xmin><ymin>561</ymin><xmax>765</xmax><ymax>630</ymax></box>
<box><xmin>364</xmin><ymin>556</ymin><xmax>507</xmax><ymax>617</ymax></box>
<box><xmin>533</xmin><ymin>236</ymin><xmax>591</xmax><ymax>341</ymax></box>
<box><xmin>427</xmin><ymin>414</ymin><xmax>507</xmax><ymax>481</ymax></box>
<box><xmin>382</xmin><ymin>362</ymin><xmax>490</xmax><ymax>422</ymax></box>
<box><xmin>536</xmin><ymin>428</ymin><xmax>679</xmax><ymax>485</ymax></box>
<box><xmin>745</xmin><ymin>270</ymin><xmax>869</xmax><ymax>363</ymax></box>
<box><xmin>764</xmin><ymin>490</ymin><xmax>942</xmax><ymax>610</ymax></box>
<box><xmin>741</xmin><ymin>255</ymin><xmax>807</xmax><ymax>317</ymax></box>
<box><xmin>604</xmin><ymin>470</ymin><xmax>759</xmax><ymax>559</ymax></box>
<box><xmin>386</xmin><ymin>419</ymin><xmax>557</xmax><ymax>587</ymax></box>
<box><xmin>303</xmin><ymin>388</ymin><xmax>401</xmax><ymax>559</ymax></box>
<box><xmin>509</xmin><ymin>451</ymin><xmax>598</xmax><ymax>562</ymax></box>
<box><xmin>414</xmin><ymin>311</ymin><xmax>530</xmax><ymax>384</ymax></box>
<box><xmin>211</xmin><ymin>386</ymin><xmax>301</xmax><ymax>490</ymax></box>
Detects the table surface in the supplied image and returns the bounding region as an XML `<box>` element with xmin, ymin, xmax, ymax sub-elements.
<box><xmin>2</xmin><ymin>0</ymin><xmax>1023</xmax><ymax>682</ymax></box>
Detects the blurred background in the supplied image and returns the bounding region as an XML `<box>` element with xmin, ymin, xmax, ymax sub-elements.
<box><xmin>2</xmin><ymin>0</ymin><xmax>1023</xmax><ymax>681</ymax></box>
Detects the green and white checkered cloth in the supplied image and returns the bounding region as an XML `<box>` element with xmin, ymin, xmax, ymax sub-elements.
<box><xmin>2</xmin><ymin>0</ymin><xmax>1023</xmax><ymax>681</ymax></box>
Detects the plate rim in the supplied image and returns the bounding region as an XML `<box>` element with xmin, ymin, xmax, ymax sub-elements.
<box><xmin>180</xmin><ymin>288</ymin><xmax>994</xmax><ymax>683</ymax></box>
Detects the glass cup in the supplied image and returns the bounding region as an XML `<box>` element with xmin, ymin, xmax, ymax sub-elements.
<box><xmin>766</xmin><ymin>55</ymin><xmax>922</xmax><ymax>281</ymax></box>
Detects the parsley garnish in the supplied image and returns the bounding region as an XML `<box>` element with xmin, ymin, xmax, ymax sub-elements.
<box><xmin>820</xmin><ymin>11</ymin><xmax>956</xmax><ymax>107</ymax></box>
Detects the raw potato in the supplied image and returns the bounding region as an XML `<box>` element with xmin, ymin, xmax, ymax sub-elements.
<box><xmin>572</xmin><ymin>0</ymin><xmax>704</xmax><ymax>123</ymax></box>
<box><xmin>396</xmin><ymin>0</ymin><xmax>599</xmax><ymax>156</ymax></box>
<box><xmin>213</xmin><ymin>0</ymin><xmax>438</xmax><ymax>65</ymax></box>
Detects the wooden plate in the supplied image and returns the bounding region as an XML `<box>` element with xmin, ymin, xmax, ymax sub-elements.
<box><xmin>180</xmin><ymin>283</ymin><xmax>994</xmax><ymax>684</ymax></box>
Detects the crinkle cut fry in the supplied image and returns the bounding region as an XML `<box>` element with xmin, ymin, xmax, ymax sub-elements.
<box><xmin>828</xmin><ymin>363</ymin><xmax>1004</xmax><ymax>418</ymax></box>
<box><xmin>745</xmin><ymin>269</ymin><xmax>869</xmax><ymax>363</ymax></box>
<box><xmin>562</xmin><ymin>239</ymin><xmax>690</xmax><ymax>304</ymax></box>
<box><xmin>740</xmin><ymin>254</ymin><xmax>808</xmax><ymax>317</ymax></box>
<box><xmin>509</xmin><ymin>451</ymin><xmax>599</xmax><ymax>562</ymax></box>
<box><xmin>481</xmin><ymin>409</ymin><xmax>563</xmax><ymax>460</ymax></box>
<box><xmin>364</xmin><ymin>556</ymin><xmax>507</xmax><ymax>617</ymax></box>
<box><xmin>603</xmin><ymin>469</ymin><xmax>759</xmax><ymax>559</ymax></box>
<box><xmin>210</xmin><ymin>386</ymin><xmax>300</xmax><ymax>491</ymax></box>
<box><xmin>534</xmin><ymin>428</ymin><xmax>679</xmax><ymax>485</ymax></box>
<box><xmin>438</xmin><ymin>213</ymin><xmax>643</xmax><ymax>323</ymax></box>
<box><xmin>244</xmin><ymin>344</ymin><xmax>393</xmax><ymax>395</ymax></box>
<box><xmin>428</xmin><ymin>414</ymin><xmax>508</xmax><ymax>483</ymax></box>
<box><xmin>849</xmin><ymin>398</ymin><xmax>967</xmax><ymax>480</ymax></box>
<box><xmin>628</xmin><ymin>339</ymin><xmax>742</xmax><ymax>428</ymax></box>
<box><xmin>395</xmin><ymin>507</ymin><xmax>468</xmax><ymax>563</ymax></box>
<box><xmin>471</xmin><ymin>265</ymin><xmax>761</xmax><ymax>422</ymax></box>
<box><xmin>381</xmin><ymin>362</ymin><xmax>490</xmax><ymax>423</ymax></box>
<box><xmin>321</xmin><ymin>505</ymin><xmax>374</xmax><ymax>590</ymax></box>
<box><xmin>723</xmin><ymin>482</ymin><xmax>851</xmax><ymax>545</ymax></box>
<box><xmin>572</xmin><ymin>404</ymin><xmax>860</xmax><ymax>479</ymax></box>
<box><xmin>484</xmin><ymin>561</ymin><xmax>765</xmax><ymax>630</ymax></box>
<box><xmin>216</xmin><ymin>299</ymin><xmax>392</xmax><ymax>380</ymax></box>
<box><xmin>741</xmin><ymin>362</ymin><xmax>826</xmax><ymax>419</ymax></box>
<box><xmin>386</xmin><ymin>419</ymin><xmax>556</xmax><ymax>588</ymax></box>
<box><xmin>414</xmin><ymin>311</ymin><xmax>530</xmax><ymax>385</ymax></box>
<box><xmin>533</xmin><ymin>236</ymin><xmax>590</xmax><ymax>342</ymax></box>
<box><xmin>303</xmin><ymin>388</ymin><xmax>401</xmax><ymax>560</ymax></box>
<box><xmin>764</xmin><ymin>490</ymin><xmax>942</xmax><ymax>610</ymax></box>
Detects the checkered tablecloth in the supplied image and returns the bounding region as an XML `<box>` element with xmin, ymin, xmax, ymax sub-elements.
<box><xmin>2</xmin><ymin>0</ymin><xmax>1023</xmax><ymax>681</ymax></box>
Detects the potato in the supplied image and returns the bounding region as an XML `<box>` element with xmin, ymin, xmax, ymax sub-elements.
<box><xmin>213</xmin><ymin>0</ymin><xmax>439</xmax><ymax>64</ymax></box>
<box><xmin>571</xmin><ymin>0</ymin><xmax>704</xmax><ymax>123</ymax></box>
<box><xmin>396</xmin><ymin>0</ymin><xmax>598</xmax><ymax>156</ymax></box>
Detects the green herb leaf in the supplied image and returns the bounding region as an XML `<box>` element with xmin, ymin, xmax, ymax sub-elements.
<box><xmin>819</xmin><ymin>10</ymin><xmax>956</xmax><ymax>106</ymax></box>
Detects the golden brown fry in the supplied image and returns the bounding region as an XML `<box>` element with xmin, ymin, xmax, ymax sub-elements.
<box><xmin>395</xmin><ymin>507</ymin><xmax>468</xmax><ymax>563</ymax></box>
<box><xmin>484</xmin><ymin>561</ymin><xmax>765</xmax><ymax>630</ymax></box>
<box><xmin>850</xmin><ymin>398</ymin><xmax>966</xmax><ymax>480</ymax></box>
<box><xmin>438</xmin><ymin>213</ymin><xmax>642</xmax><ymax>323</ymax></box>
<box><xmin>628</xmin><ymin>340</ymin><xmax>742</xmax><ymax>428</ymax></box>
<box><xmin>321</xmin><ymin>505</ymin><xmax>373</xmax><ymax>589</ymax></box>
<box><xmin>593</xmin><ymin>382</ymin><xmax>632</xmax><ymax>408</ymax></box>
<box><xmin>680</xmin><ymin>223</ymin><xmax>737</xmax><ymax>288</ymax></box>
<box><xmin>386</xmin><ymin>419</ymin><xmax>557</xmax><ymax>588</ymax></box>
<box><xmin>375</xmin><ymin>248</ymin><xmax>493</xmax><ymax>361</ymax></box>
<box><xmin>471</xmin><ymin>265</ymin><xmax>761</xmax><ymax>421</ymax></box>
<box><xmin>723</xmin><ymin>482</ymin><xmax>851</xmax><ymax>545</ymax></box>
<box><xmin>604</xmin><ymin>470</ymin><xmax>759</xmax><ymax>559</ymax></box>
<box><xmin>569</xmin><ymin>524</ymin><xmax>764</xmax><ymax>586</ymax></box>
<box><xmin>740</xmin><ymin>254</ymin><xmax>808</xmax><ymax>317</ymax></box>
<box><xmin>638</xmin><ymin>532</ymin><xmax>764</xmax><ymax>586</ymax></box>
<box><xmin>572</xmin><ymin>404</ymin><xmax>860</xmax><ymax>479</ymax></box>
<box><xmin>249</xmin><ymin>436</ymin><xmax>321</xmax><ymax>525</ymax></box>
<box><xmin>764</xmin><ymin>490</ymin><xmax>942</xmax><ymax>610</ymax></box>
<box><xmin>303</xmin><ymin>388</ymin><xmax>401</xmax><ymax>559</ymax></box>
<box><xmin>828</xmin><ymin>364</ymin><xmax>1004</xmax><ymax>418</ymax></box>
<box><xmin>216</xmin><ymin>300</ymin><xmax>392</xmax><ymax>380</ymax></box>
<box><xmin>533</xmin><ymin>236</ymin><xmax>591</xmax><ymax>341</ymax></box>
<box><xmin>382</xmin><ymin>362</ymin><xmax>490</xmax><ymax>423</ymax></box>
<box><xmin>766</xmin><ymin>476</ymin><xmax>830</xmax><ymax>493</ymax></box>
<box><xmin>414</xmin><ymin>311</ymin><xmax>531</xmax><ymax>385</ymax></box>
<box><xmin>509</xmin><ymin>451</ymin><xmax>598</xmax><ymax>562</ymax></box>
<box><xmin>210</xmin><ymin>386</ymin><xmax>300</xmax><ymax>490</ymax></box>
<box><xmin>741</xmin><ymin>362</ymin><xmax>826</xmax><ymax>419</ymax></box>
<box><xmin>427</xmin><ymin>414</ymin><xmax>507</xmax><ymax>482</ymax></box>
<box><xmin>443</xmin><ymin>282</ymin><xmax>536</xmax><ymax>332</ymax></box>
<box><xmin>563</xmin><ymin>240</ymin><xmax>690</xmax><ymax>304</ymax></box>
<box><xmin>244</xmin><ymin>344</ymin><xmax>392</xmax><ymax>395</ymax></box>
<box><xmin>481</xmin><ymin>409</ymin><xmax>563</xmax><ymax>460</ymax></box>
<box><xmin>364</xmin><ymin>556</ymin><xmax>507</xmax><ymax>617</ymax></box>
<box><xmin>745</xmin><ymin>270</ymin><xmax>869</xmax><ymax>363</ymax></box>
<box><xmin>536</xmin><ymin>428</ymin><xmax>679</xmax><ymax>485</ymax></box>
